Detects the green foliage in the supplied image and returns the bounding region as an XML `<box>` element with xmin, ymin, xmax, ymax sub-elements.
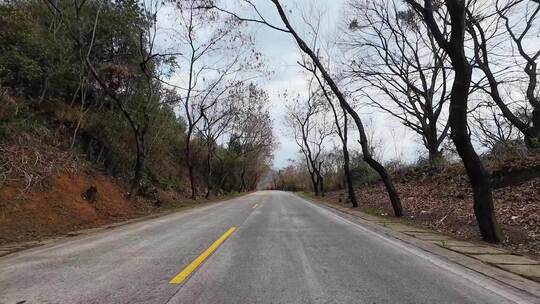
<box><xmin>0</xmin><ymin>0</ymin><xmax>170</xmax><ymax>184</ymax></box>
<box><xmin>0</xmin><ymin>0</ymin><xmax>273</xmax><ymax>197</ymax></box>
<box><xmin>0</xmin><ymin>2</ymin><xmax>76</xmax><ymax>99</ymax></box>
<box><xmin>0</xmin><ymin>101</ymin><xmax>44</xmax><ymax>139</ymax></box>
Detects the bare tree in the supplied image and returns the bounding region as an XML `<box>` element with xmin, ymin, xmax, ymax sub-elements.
<box><xmin>405</xmin><ymin>0</ymin><xmax>502</xmax><ymax>243</ymax></box>
<box><xmin>197</xmin><ymin>85</ymin><xmax>238</xmax><ymax>198</ymax></box>
<box><xmin>342</xmin><ymin>0</ymin><xmax>451</xmax><ymax>163</ymax></box>
<box><xmin>206</xmin><ymin>0</ymin><xmax>404</xmax><ymax>216</ymax></box>
<box><xmin>226</xmin><ymin>83</ymin><xmax>275</xmax><ymax>192</ymax></box>
<box><xmin>299</xmin><ymin>62</ymin><xmax>360</xmax><ymax>207</ymax></box>
<box><xmin>172</xmin><ymin>0</ymin><xmax>262</xmax><ymax>199</ymax></box>
<box><xmin>294</xmin><ymin>9</ymin><xmax>360</xmax><ymax>206</ymax></box>
<box><xmin>466</xmin><ymin>0</ymin><xmax>540</xmax><ymax>150</ymax></box>
<box><xmin>286</xmin><ymin>84</ymin><xmax>332</xmax><ymax>196</ymax></box>
<box><xmin>323</xmin><ymin>86</ymin><xmax>359</xmax><ymax>207</ymax></box>
<box><xmin>471</xmin><ymin>101</ymin><xmax>524</xmax><ymax>153</ymax></box>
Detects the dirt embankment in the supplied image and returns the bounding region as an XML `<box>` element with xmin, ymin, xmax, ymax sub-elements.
<box><xmin>323</xmin><ymin>156</ymin><xmax>540</xmax><ymax>258</ymax></box>
<box><xmin>0</xmin><ymin>128</ymin><xmax>195</xmax><ymax>245</ymax></box>
<box><xmin>0</xmin><ymin>171</ymin><xmax>144</xmax><ymax>244</ymax></box>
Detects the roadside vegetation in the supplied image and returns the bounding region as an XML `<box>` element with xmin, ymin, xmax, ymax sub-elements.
<box><xmin>0</xmin><ymin>0</ymin><xmax>538</xmax><ymax>255</ymax></box>
<box><xmin>0</xmin><ymin>0</ymin><xmax>274</xmax><ymax>243</ymax></box>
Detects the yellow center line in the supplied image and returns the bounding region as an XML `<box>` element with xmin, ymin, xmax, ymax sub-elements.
<box><xmin>252</xmin><ymin>203</ymin><xmax>259</xmax><ymax>209</ymax></box>
<box><xmin>169</xmin><ymin>227</ymin><xmax>236</xmax><ymax>284</ymax></box>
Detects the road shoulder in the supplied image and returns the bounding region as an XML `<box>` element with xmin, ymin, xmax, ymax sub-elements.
<box><xmin>297</xmin><ymin>192</ymin><xmax>540</xmax><ymax>300</ymax></box>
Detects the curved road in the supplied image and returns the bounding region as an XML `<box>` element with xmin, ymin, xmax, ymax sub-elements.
<box><xmin>0</xmin><ymin>191</ymin><xmax>537</xmax><ymax>303</ymax></box>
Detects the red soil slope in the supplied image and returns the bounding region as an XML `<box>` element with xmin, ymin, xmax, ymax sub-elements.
<box><xmin>0</xmin><ymin>170</ymin><xmax>143</xmax><ymax>244</ymax></box>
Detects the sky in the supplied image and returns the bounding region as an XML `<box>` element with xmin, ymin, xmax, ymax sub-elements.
<box><xmin>234</xmin><ymin>0</ymin><xmax>423</xmax><ymax>168</ymax></box>
<box><xmin>156</xmin><ymin>0</ymin><xmax>425</xmax><ymax>169</ymax></box>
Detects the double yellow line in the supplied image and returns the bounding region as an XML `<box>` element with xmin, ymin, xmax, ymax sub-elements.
<box><xmin>169</xmin><ymin>227</ymin><xmax>236</xmax><ymax>284</ymax></box>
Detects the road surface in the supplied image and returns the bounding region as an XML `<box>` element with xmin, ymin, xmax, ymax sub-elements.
<box><xmin>0</xmin><ymin>191</ymin><xmax>536</xmax><ymax>303</ymax></box>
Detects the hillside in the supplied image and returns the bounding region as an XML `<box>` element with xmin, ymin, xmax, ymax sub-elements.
<box><xmin>0</xmin><ymin>94</ymin><xmax>266</xmax><ymax>245</ymax></box>
<box><xmin>1</xmin><ymin>98</ymin><xmax>183</xmax><ymax>244</ymax></box>
<box><xmin>0</xmin><ymin>0</ymin><xmax>274</xmax><ymax>246</ymax></box>
<box><xmin>321</xmin><ymin>157</ymin><xmax>540</xmax><ymax>258</ymax></box>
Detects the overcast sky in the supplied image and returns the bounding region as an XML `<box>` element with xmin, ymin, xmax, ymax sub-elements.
<box><xmin>236</xmin><ymin>0</ymin><xmax>423</xmax><ymax>168</ymax></box>
<box><xmin>157</xmin><ymin>0</ymin><xmax>425</xmax><ymax>169</ymax></box>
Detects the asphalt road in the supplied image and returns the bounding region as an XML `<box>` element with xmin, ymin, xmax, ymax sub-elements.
<box><xmin>0</xmin><ymin>191</ymin><xmax>536</xmax><ymax>303</ymax></box>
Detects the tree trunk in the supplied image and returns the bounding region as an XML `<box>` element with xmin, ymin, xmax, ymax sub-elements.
<box><xmin>523</xmin><ymin>47</ymin><xmax>539</xmax><ymax>150</ymax></box>
<box><xmin>317</xmin><ymin>161</ymin><xmax>325</xmax><ymax>197</ymax></box>
<box><xmin>343</xmin><ymin>143</ymin><xmax>358</xmax><ymax>207</ymax></box>
<box><xmin>185</xmin><ymin>130</ymin><xmax>196</xmax><ymax>200</ymax></box>
<box><xmin>449</xmin><ymin>84</ymin><xmax>502</xmax><ymax>242</ymax></box>
<box><xmin>96</xmin><ymin>143</ymin><xmax>105</xmax><ymax>164</ymax></box>
<box><xmin>342</xmin><ymin>110</ymin><xmax>358</xmax><ymax>207</ymax></box>
<box><xmin>310</xmin><ymin>170</ymin><xmax>319</xmax><ymax>196</ymax></box>
<box><xmin>319</xmin><ymin>174</ymin><xmax>325</xmax><ymax>197</ymax></box>
<box><xmin>71</xmin><ymin>114</ymin><xmax>83</xmax><ymax>150</ymax></box>
<box><xmin>364</xmin><ymin>156</ymin><xmax>403</xmax><ymax>216</ymax></box>
<box><xmin>317</xmin><ymin>171</ymin><xmax>324</xmax><ymax>197</ymax></box>
<box><xmin>525</xmin><ymin>109</ymin><xmax>540</xmax><ymax>149</ymax></box>
<box><xmin>38</xmin><ymin>76</ymin><xmax>49</xmax><ymax>105</ymax></box>
<box><xmin>129</xmin><ymin>139</ymin><xmax>144</xmax><ymax>199</ymax></box>
<box><xmin>427</xmin><ymin>146</ymin><xmax>443</xmax><ymax>165</ymax></box>
<box><xmin>316</xmin><ymin>73</ymin><xmax>359</xmax><ymax>207</ymax></box>
<box><xmin>442</xmin><ymin>1</ymin><xmax>502</xmax><ymax>243</ymax></box>
<box><xmin>187</xmin><ymin>163</ymin><xmax>196</xmax><ymax>199</ymax></box>
<box><xmin>404</xmin><ymin>0</ymin><xmax>502</xmax><ymax>242</ymax></box>
<box><xmin>205</xmin><ymin>142</ymin><xmax>213</xmax><ymax>199</ymax></box>
<box><xmin>239</xmin><ymin>165</ymin><xmax>247</xmax><ymax>192</ymax></box>
<box><xmin>425</xmin><ymin>125</ymin><xmax>442</xmax><ymax>165</ymax></box>
<box><xmin>270</xmin><ymin>0</ymin><xmax>403</xmax><ymax>216</ymax></box>
<box><xmin>71</xmin><ymin>106</ymin><xmax>89</xmax><ymax>150</ymax></box>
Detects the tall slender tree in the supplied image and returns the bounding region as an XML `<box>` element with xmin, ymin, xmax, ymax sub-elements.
<box><xmin>172</xmin><ymin>0</ymin><xmax>263</xmax><ymax>199</ymax></box>
<box><xmin>405</xmin><ymin>0</ymin><xmax>502</xmax><ymax>242</ymax></box>
<box><xmin>206</xmin><ymin>0</ymin><xmax>404</xmax><ymax>216</ymax></box>
<box><xmin>286</xmin><ymin>83</ymin><xmax>332</xmax><ymax>196</ymax></box>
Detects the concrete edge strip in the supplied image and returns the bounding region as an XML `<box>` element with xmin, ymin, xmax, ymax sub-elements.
<box><xmin>324</xmin><ymin>203</ymin><xmax>540</xmax><ymax>271</ymax></box>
